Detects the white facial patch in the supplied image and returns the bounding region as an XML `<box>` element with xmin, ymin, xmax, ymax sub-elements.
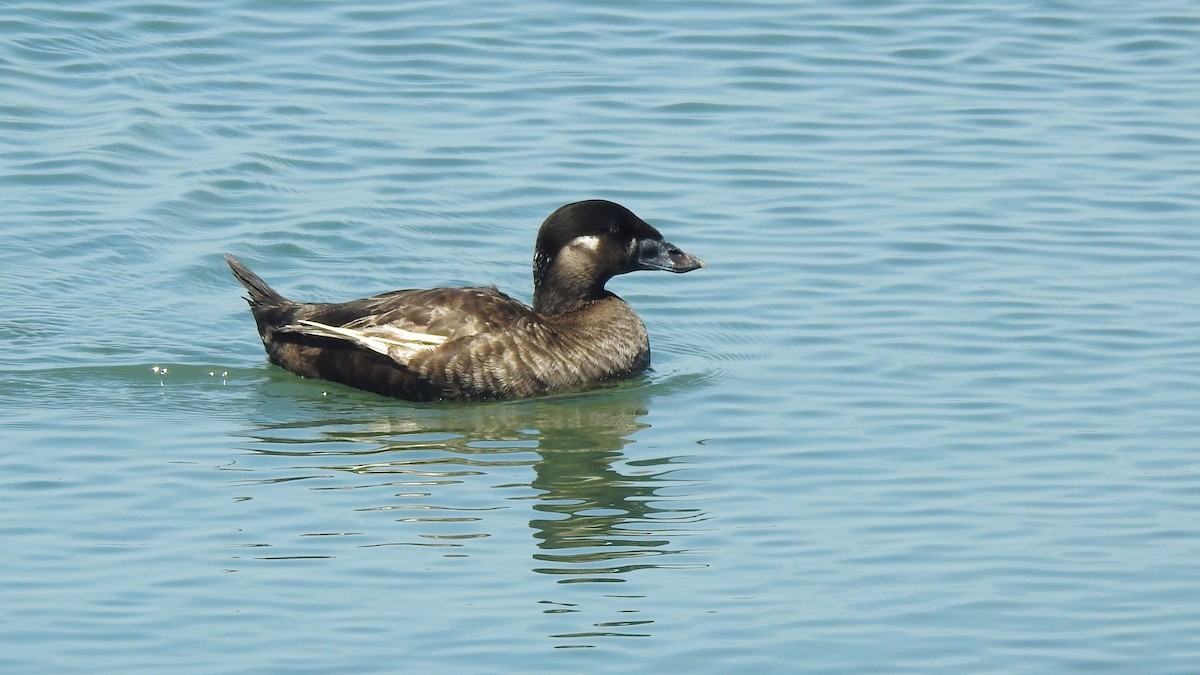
<box><xmin>570</xmin><ymin>234</ymin><xmax>603</xmax><ymax>252</ymax></box>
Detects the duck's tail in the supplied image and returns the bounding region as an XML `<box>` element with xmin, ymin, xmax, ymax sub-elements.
<box><xmin>224</xmin><ymin>253</ymin><xmax>290</xmax><ymax>307</ymax></box>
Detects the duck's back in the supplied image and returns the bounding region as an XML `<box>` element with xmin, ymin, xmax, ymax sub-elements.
<box><xmin>308</xmin><ymin>286</ymin><xmax>537</xmax><ymax>339</ymax></box>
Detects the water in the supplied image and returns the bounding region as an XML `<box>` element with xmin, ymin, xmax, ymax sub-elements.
<box><xmin>3</xmin><ymin>0</ymin><xmax>1200</xmax><ymax>672</ymax></box>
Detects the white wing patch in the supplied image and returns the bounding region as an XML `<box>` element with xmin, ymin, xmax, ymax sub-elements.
<box><xmin>290</xmin><ymin>319</ymin><xmax>447</xmax><ymax>362</ymax></box>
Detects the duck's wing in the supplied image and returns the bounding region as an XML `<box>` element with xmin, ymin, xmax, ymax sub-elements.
<box><xmin>276</xmin><ymin>286</ymin><xmax>537</xmax><ymax>365</ymax></box>
<box><xmin>280</xmin><ymin>319</ymin><xmax>448</xmax><ymax>362</ymax></box>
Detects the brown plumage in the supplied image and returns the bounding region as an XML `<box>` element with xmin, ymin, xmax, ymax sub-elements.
<box><xmin>225</xmin><ymin>199</ymin><xmax>704</xmax><ymax>401</ymax></box>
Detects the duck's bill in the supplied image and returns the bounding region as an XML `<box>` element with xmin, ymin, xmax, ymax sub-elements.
<box><xmin>636</xmin><ymin>239</ymin><xmax>707</xmax><ymax>273</ymax></box>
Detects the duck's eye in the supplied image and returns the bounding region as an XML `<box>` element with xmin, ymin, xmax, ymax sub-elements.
<box><xmin>639</xmin><ymin>239</ymin><xmax>660</xmax><ymax>258</ymax></box>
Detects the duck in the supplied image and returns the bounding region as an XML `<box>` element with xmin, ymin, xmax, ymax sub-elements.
<box><xmin>225</xmin><ymin>199</ymin><xmax>705</xmax><ymax>401</ymax></box>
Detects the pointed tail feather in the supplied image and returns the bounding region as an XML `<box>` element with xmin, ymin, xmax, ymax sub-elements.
<box><xmin>224</xmin><ymin>253</ymin><xmax>289</xmax><ymax>306</ymax></box>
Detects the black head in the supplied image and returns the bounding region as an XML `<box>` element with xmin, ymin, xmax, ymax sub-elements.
<box><xmin>532</xmin><ymin>199</ymin><xmax>704</xmax><ymax>315</ymax></box>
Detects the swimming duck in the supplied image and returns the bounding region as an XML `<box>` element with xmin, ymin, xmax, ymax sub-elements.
<box><xmin>225</xmin><ymin>199</ymin><xmax>704</xmax><ymax>401</ymax></box>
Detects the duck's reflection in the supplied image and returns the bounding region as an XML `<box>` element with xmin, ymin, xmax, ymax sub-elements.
<box><xmin>236</xmin><ymin>377</ymin><xmax>706</xmax><ymax>583</ymax></box>
<box><xmin>235</xmin><ymin>377</ymin><xmax>708</xmax><ymax>647</ymax></box>
<box><xmin>527</xmin><ymin>426</ymin><xmax>701</xmax><ymax>582</ymax></box>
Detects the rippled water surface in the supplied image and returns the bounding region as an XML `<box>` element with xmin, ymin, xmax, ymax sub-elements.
<box><xmin>3</xmin><ymin>0</ymin><xmax>1200</xmax><ymax>672</ymax></box>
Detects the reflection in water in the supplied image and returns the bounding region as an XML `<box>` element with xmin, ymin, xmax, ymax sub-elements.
<box><xmin>233</xmin><ymin>377</ymin><xmax>708</xmax><ymax>645</ymax></box>
<box><xmin>529</xmin><ymin>431</ymin><xmax>704</xmax><ymax>583</ymax></box>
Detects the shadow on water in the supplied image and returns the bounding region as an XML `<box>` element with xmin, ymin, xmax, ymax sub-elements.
<box><xmin>226</xmin><ymin>370</ymin><xmax>711</xmax><ymax>645</ymax></box>
<box><xmin>227</xmin><ymin>369</ymin><xmax>710</xmax><ymax>633</ymax></box>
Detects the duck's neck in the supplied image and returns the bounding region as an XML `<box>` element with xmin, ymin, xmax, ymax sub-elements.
<box><xmin>533</xmin><ymin>284</ymin><xmax>609</xmax><ymax>317</ymax></box>
<box><xmin>532</xmin><ymin>260</ymin><xmax>610</xmax><ymax>317</ymax></box>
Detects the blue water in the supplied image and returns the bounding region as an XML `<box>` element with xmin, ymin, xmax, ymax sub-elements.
<box><xmin>4</xmin><ymin>0</ymin><xmax>1200</xmax><ymax>672</ymax></box>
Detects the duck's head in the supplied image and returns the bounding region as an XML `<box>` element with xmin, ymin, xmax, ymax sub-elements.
<box><xmin>532</xmin><ymin>199</ymin><xmax>705</xmax><ymax>315</ymax></box>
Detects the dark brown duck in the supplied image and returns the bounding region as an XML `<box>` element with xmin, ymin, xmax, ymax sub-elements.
<box><xmin>225</xmin><ymin>200</ymin><xmax>705</xmax><ymax>401</ymax></box>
